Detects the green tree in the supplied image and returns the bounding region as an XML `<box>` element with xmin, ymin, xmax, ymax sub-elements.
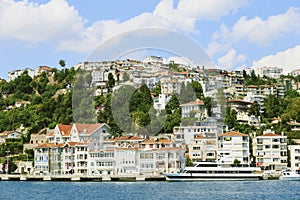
<box><xmin>233</xmin><ymin>159</ymin><xmax>241</xmax><ymax>167</ymax></box>
<box><xmin>107</xmin><ymin>72</ymin><xmax>115</xmax><ymax>91</ymax></box>
<box><xmin>225</xmin><ymin>107</ymin><xmax>237</xmax><ymax>130</ymax></box>
<box><xmin>186</xmin><ymin>156</ymin><xmax>194</xmax><ymax>167</ymax></box>
<box><xmin>59</xmin><ymin>59</ymin><xmax>66</xmax><ymax>68</ymax></box>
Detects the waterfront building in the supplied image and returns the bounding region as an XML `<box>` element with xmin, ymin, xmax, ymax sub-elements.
<box><xmin>174</xmin><ymin>118</ymin><xmax>222</xmax><ymax>162</ymax></box>
<box><xmin>253</xmin><ymin>130</ymin><xmax>288</xmax><ymax>171</ymax></box>
<box><xmin>218</xmin><ymin>131</ymin><xmax>250</xmax><ymax>166</ymax></box>
<box><xmin>289</xmin><ymin>145</ymin><xmax>300</xmax><ymax>171</ymax></box>
<box><xmin>189</xmin><ymin>134</ymin><xmax>205</xmax><ymax>161</ymax></box>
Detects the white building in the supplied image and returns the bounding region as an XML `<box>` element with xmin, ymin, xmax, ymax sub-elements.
<box><xmin>180</xmin><ymin>99</ymin><xmax>206</xmax><ymax>119</ymax></box>
<box><xmin>8</xmin><ymin>68</ymin><xmax>34</xmax><ymax>81</ymax></box>
<box><xmin>218</xmin><ymin>131</ymin><xmax>250</xmax><ymax>166</ymax></box>
<box><xmin>253</xmin><ymin>131</ymin><xmax>288</xmax><ymax>171</ymax></box>
<box><xmin>288</xmin><ymin>145</ymin><xmax>300</xmax><ymax>171</ymax></box>
<box><xmin>144</xmin><ymin>56</ymin><xmax>163</xmax><ymax>64</ymax></box>
<box><xmin>189</xmin><ymin>134</ymin><xmax>205</xmax><ymax>161</ymax></box>
<box><xmin>153</xmin><ymin>94</ymin><xmax>171</xmax><ymax>111</ymax></box>
<box><xmin>256</xmin><ymin>66</ymin><xmax>283</xmax><ymax>79</ymax></box>
<box><xmin>174</xmin><ymin>118</ymin><xmax>222</xmax><ymax>162</ymax></box>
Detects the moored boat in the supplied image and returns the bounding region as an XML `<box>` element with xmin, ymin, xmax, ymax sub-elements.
<box><xmin>280</xmin><ymin>169</ymin><xmax>300</xmax><ymax>180</ymax></box>
<box><xmin>164</xmin><ymin>162</ymin><xmax>262</xmax><ymax>181</ymax></box>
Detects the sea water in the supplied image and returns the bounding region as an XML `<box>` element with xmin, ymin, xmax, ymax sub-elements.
<box><xmin>0</xmin><ymin>180</ymin><xmax>299</xmax><ymax>200</ymax></box>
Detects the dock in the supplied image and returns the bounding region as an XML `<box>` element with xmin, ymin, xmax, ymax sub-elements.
<box><xmin>0</xmin><ymin>174</ymin><xmax>166</xmax><ymax>182</ymax></box>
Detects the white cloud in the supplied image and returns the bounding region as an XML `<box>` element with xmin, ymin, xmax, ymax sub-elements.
<box><xmin>0</xmin><ymin>0</ymin><xmax>84</xmax><ymax>42</ymax></box>
<box><xmin>58</xmin><ymin>0</ymin><xmax>248</xmax><ymax>53</ymax></box>
<box><xmin>177</xmin><ymin>0</ymin><xmax>248</xmax><ymax>21</ymax></box>
<box><xmin>217</xmin><ymin>48</ymin><xmax>247</xmax><ymax>70</ymax></box>
<box><xmin>0</xmin><ymin>0</ymin><xmax>249</xmax><ymax>53</ymax></box>
<box><xmin>252</xmin><ymin>45</ymin><xmax>300</xmax><ymax>75</ymax></box>
<box><xmin>210</xmin><ymin>7</ymin><xmax>300</xmax><ymax>56</ymax></box>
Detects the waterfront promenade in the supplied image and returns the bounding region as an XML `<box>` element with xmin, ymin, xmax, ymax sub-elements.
<box><xmin>0</xmin><ymin>172</ymin><xmax>281</xmax><ymax>181</ymax></box>
<box><xmin>0</xmin><ymin>174</ymin><xmax>166</xmax><ymax>182</ymax></box>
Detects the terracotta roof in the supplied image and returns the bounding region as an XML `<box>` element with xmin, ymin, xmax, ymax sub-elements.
<box><xmin>67</xmin><ymin>141</ymin><xmax>87</xmax><ymax>147</ymax></box>
<box><xmin>75</xmin><ymin>123</ymin><xmax>104</xmax><ymax>135</ymax></box>
<box><xmin>35</xmin><ymin>143</ymin><xmax>50</xmax><ymax>148</ymax></box>
<box><xmin>58</xmin><ymin>124</ymin><xmax>72</xmax><ymax>136</ymax></box>
<box><xmin>220</xmin><ymin>131</ymin><xmax>248</xmax><ymax>137</ymax></box>
<box><xmin>141</xmin><ymin>139</ymin><xmax>172</xmax><ymax>144</ymax></box>
<box><xmin>260</xmin><ymin>133</ymin><xmax>282</xmax><ymax>137</ymax></box>
<box><xmin>47</xmin><ymin>131</ymin><xmax>54</xmax><ymax>137</ymax></box>
<box><xmin>38</xmin><ymin>66</ymin><xmax>53</xmax><ymax>71</ymax></box>
<box><xmin>109</xmin><ymin>135</ymin><xmax>144</xmax><ymax>141</ymax></box>
<box><xmin>180</xmin><ymin>99</ymin><xmax>205</xmax><ymax>106</ymax></box>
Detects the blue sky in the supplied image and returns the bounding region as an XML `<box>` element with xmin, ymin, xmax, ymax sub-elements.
<box><xmin>1</xmin><ymin>0</ymin><xmax>300</xmax><ymax>79</ymax></box>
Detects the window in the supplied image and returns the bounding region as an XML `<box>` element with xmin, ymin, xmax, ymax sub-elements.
<box><xmin>140</xmin><ymin>153</ymin><xmax>153</xmax><ymax>159</ymax></box>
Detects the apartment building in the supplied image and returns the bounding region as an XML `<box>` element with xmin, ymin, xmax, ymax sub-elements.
<box><xmin>218</xmin><ymin>131</ymin><xmax>250</xmax><ymax>166</ymax></box>
<box><xmin>180</xmin><ymin>99</ymin><xmax>206</xmax><ymax>119</ymax></box>
<box><xmin>289</xmin><ymin>145</ymin><xmax>300</xmax><ymax>171</ymax></box>
<box><xmin>253</xmin><ymin>131</ymin><xmax>288</xmax><ymax>171</ymax></box>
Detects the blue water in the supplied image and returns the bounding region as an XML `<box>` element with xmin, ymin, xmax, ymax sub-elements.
<box><xmin>0</xmin><ymin>180</ymin><xmax>300</xmax><ymax>200</ymax></box>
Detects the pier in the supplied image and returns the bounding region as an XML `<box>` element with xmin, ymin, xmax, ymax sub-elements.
<box><xmin>0</xmin><ymin>174</ymin><xmax>166</xmax><ymax>182</ymax></box>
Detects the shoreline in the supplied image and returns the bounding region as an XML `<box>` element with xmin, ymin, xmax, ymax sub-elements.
<box><xmin>0</xmin><ymin>173</ymin><xmax>280</xmax><ymax>182</ymax></box>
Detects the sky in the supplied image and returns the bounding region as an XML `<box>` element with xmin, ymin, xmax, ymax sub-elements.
<box><xmin>1</xmin><ymin>0</ymin><xmax>300</xmax><ymax>79</ymax></box>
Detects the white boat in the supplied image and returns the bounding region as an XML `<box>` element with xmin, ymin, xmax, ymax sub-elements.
<box><xmin>280</xmin><ymin>169</ymin><xmax>300</xmax><ymax>180</ymax></box>
<box><xmin>164</xmin><ymin>162</ymin><xmax>262</xmax><ymax>181</ymax></box>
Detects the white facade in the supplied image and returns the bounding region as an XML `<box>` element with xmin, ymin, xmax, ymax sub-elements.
<box><xmin>253</xmin><ymin>131</ymin><xmax>288</xmax><ymax>171</ymax></box>
<box><xmin>144</xmin><ymin>56</ymin><xmax>163</xmax><ymax>64</ymax></box>
<box><xmin>153</xmin><ymin>94</ymin><xmax>171</xmax><ymax>110</ymax></box>
<box><xmin>180</xmin><ymin>99</ymin><xmax>206</xmax><ymax>119</ymax></box>
<box><xmin>289</xmin><ymin>145</ymin><xmax>300</xmax><ymax>171</ymax></box>
<box><xmin>8</xmin><ymin>68</ymin><xmax>34</xmax><ymax>81</ymax></box>
<box><xmin>256</xmin><ymin>66</ymin><xmax>283</xmax><ymax>79</ymax></box>
<box><xmin>174</xmin><ymin>118</ymin><xmax>222</xmax><ymax>161</ymax></box>
<box><xmin>218</xmin><ymin>131</ymin><xmax>250</xmax><ymax>166</ymax></box>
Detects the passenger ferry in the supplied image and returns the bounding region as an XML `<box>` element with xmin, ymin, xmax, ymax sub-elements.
<box><xmin>164</xmin><ymin>162</ymin><xmax>262</xmax><ymax>181</ymax></box>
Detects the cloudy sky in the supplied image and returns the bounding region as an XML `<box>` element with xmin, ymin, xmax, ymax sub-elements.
<box><xmin>1</xmin><ymin>0</ymin><xmax>300</xmax><ymax>79</ymax></box>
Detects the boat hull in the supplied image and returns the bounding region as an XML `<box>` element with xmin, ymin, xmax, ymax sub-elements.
<box><xmin>165</xmin><ymin>173</ymin><xmax>262</xmax><ymax>181</ymax></box>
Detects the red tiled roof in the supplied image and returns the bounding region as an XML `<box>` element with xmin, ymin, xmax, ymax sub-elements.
<box><xmin>180</xmin><ymin>99</ymin><xmax>205</xmax><ymax>106</ymax></box>
<box><xmin>67</xmin><ymin>141</ymin><xmax>87</xmax><ymax>147</ymax></box>
<box><xmin>109</xmin><ymin>135</ymin><xmax>144</xmax><ymax>141</ymax></box>
<box><xmin>220</xmin><ymin>131</ymin><xmax>248</xmax><ymax>137</ymax></box>
<box><xmin>75</xmin><ymin>123</ymin><xmax>104</xmax><ymax>135</ymax></box>
<box><xmin>58</xmin><ymin>124</ymin><xmax>72</xmax><ymax>136</ymax></box>
<box><xmin>261</xmin><ymin>133</ymin><xmax>282</xmax><ymax>137</ymax></box>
